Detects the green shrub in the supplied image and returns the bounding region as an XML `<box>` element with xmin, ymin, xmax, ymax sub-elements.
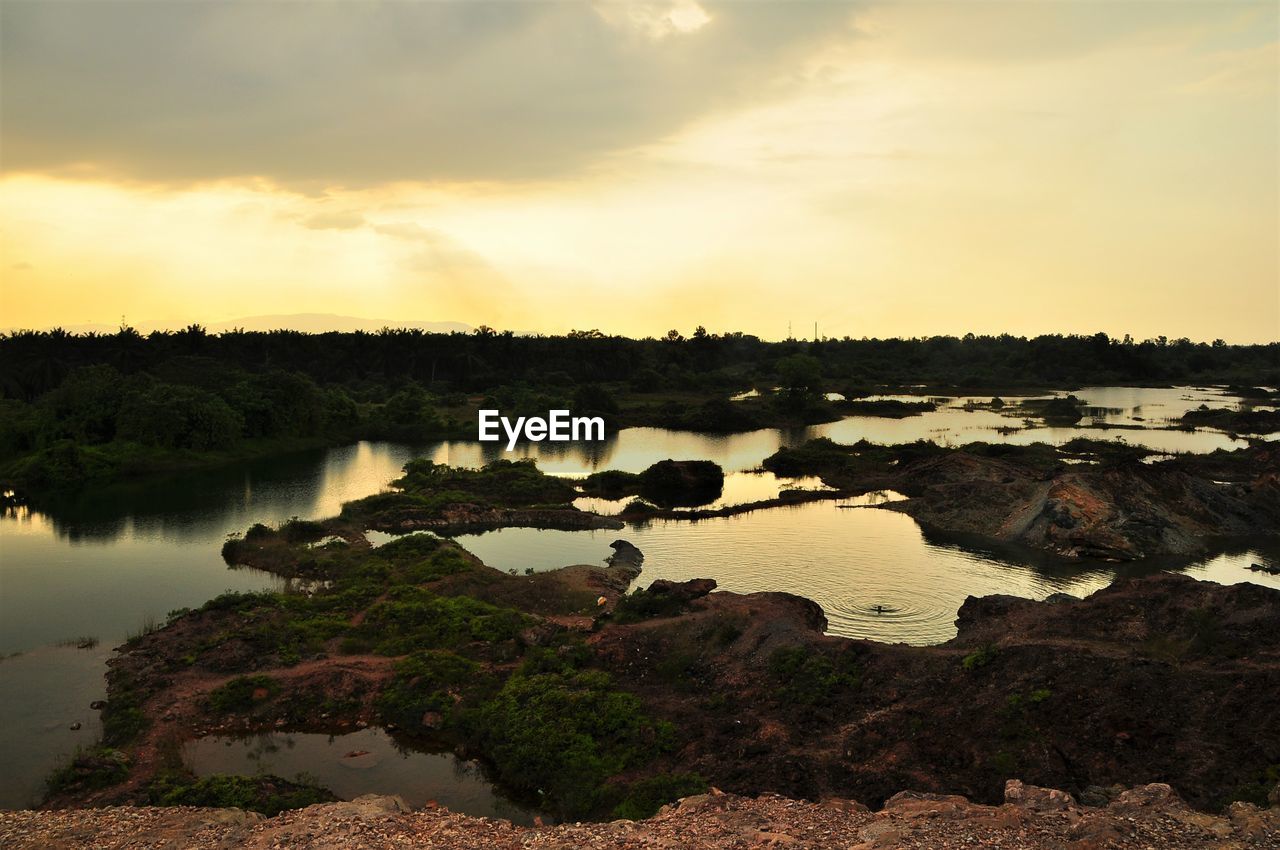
<box><xmin>374</xmin><ymin>532</ymin><xmax>444</xmax><ymax>559</ymax></box>
<box><xmin>961</xmin><ymin>644</ymin><xmax>999</xmax><ymax>671</ymax></box>
<box><xmin>45</xmin><ymin>748</ymin><xmax>131</xmax><ymax>797</ymax></box>
<box><xmin>768</xmin><ymin>646</ymin><xmax>859</xmax><ymax>705</ymax></box>
<box><xmin>612</xmin><ymin>588</ymin><xmax>689</xmax><ymax>624</ymax></box>
<box><xmin>613</xmin><ymin>773</ymin><xmax>709</xmax><ymax>820</ymax></box>
<box><xmin>463</xmin><ymin>670</ymin><xmax>673</xmax><ymax>819</ymax></box>
<box><xmin>147</xmin><ymin>772</ymin><xmax>335</xmax><ymax>816</ymax></box>
<box><xmin>207</xmin><ymin>675</ymin><xmax>280</xmax><ymax>714</ymax></box>
<box><xmin>101</xmin><ymin>674</ymin><xmax>148</xmax><ymax>746</ymax></box>
<box><xmin>356</xmin><ymin>590</ymin><xmax>528</xmax><ymax>654</ymax></box>
<box><xmin>376</xmin><ymin>650</ymin><xmax>479</xmax><ymax>729</ymax></box>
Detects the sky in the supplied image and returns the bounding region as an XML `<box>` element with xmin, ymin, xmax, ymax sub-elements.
<box><xmin>1</xmin><ymin>0</ymin><xmax>1277</xmax><ymax>342</ymax></box>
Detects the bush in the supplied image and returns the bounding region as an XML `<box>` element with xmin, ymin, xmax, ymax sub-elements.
<box><xmin>147</xmin><ymin>772</ymin><xmax>335</xmax><ymax>816</ymax></box>
<box><xmin>356</xmin><ymin>589</ymin><xmax>528</xmax><ymax>654</ymax></box>
<box><xmin>612</xmin><ymin>588</ymin><xmax>690</xmax><ymax>624</ymax></box>
<box><xmin>116</xmin><ymin>383</ymin><xmax>244</xmax><ymax>450</ymax></box>
<box><xmin>376</xmin><ymin>650</ymin><xmax>479</xmax><ymax>729</ymax></box>
<box><xmin>961</xmin><ymin>644</ymin><xmax>999</xmax><ymax>671</ymax></box>
<box><xmin>101</xmin><ymin>674</ymin><xmax>148</xmax><ymax>746</ymax></box>
<box><xmin>768</xmin><ymin>646</ymin><xmax>859</xmax><ymax>705</ymax></box>
<box><xmin>580</xmin><ymin>469</ymin><xmax>642</xmax><ymax>498</ymax></box>
<box><xmin>762</xmin><ymin>438</ymin><xmax>852</xmax><ymax>477</ymax></box>
<box><xmin>464</xmin><ymin>670</ymin><xmax>673</xmax><ymax>819</ymax></box>
<box><xmin>45</xmin><ymin>748</ymin><xmax>131</xmax><ymax>797</ymax></box>
<box><xmin>636</xmin><ymin>459</ymin><xmax>724</xmax><ymax>508</ymax></box>
<box><xmin>613</xmin><ymin>773</ymin><xmax>709</xmax><ymax>820</ymax></box>
<box><xmin>207</xmin><ymin>675</ymin><xmax>281</xmax><ymax>714</ymax></box>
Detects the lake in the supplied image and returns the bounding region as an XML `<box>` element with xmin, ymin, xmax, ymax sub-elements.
<box><xmin>2</xmin><ymin>386</ymin><xmax>1276</xmax><ymax>810</ymax></box>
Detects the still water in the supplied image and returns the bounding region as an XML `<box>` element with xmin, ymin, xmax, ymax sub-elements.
<box><xmin>1</xmin><ymin>386</ymin><xmax>1275</xmax><ymax>810</ymax></box>
<box><xmin>182</xmin><ymin>728</ymin><xmax>537</xmax><ymax>824</ymax></box>
<box><xmin>0</xmin><ymin>441</ymin><xmax>425</xmax><ymax>809</ymax></box>
<box><xmin>452</xmin><ymin>503</ymin><xmax>1278</xmax><ymax>644</ymax></box>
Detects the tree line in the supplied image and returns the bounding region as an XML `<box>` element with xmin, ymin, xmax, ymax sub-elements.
<box><xmin>1</xmin><ymin>325</ymin><xmax>1274</xmax><ymax>489</ymax></box>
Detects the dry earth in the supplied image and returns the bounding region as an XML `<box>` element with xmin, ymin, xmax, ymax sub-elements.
<box><xmin>4</xmin><ymin>782</ymin><xmax>1278</xmax><ymax>849</ymax></box>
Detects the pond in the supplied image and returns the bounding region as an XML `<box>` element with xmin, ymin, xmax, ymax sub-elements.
<box><xmin>182</xmin><ymin>728</ymin><xmax>538</xmax><ymax>824</ymax></box>
<box><xmin>449</xmin><ymin>503</ymin><xmax>1279</xmax><ymax>645</ymax></box>
<box><xmin>1</xmin><ymin>385</ymin><xmax>1274</xmax><ymax>810</ymax></box>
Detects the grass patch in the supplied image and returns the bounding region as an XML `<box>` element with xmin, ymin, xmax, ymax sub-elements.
<box><xmin>101</xmin><ymin>671</ymin><xmax>148</xmax><ymax>746</ymax></box>
<box><xmin>376</xmin><ymin>650</ymin><xmax>480</xmax><ymax>729</ymax></box>
<box><xmin>463</xmin><ymin>670</ymin><xmax>674</xmax><ymax>819</ymax></box>
<box><xmin>613</xmin><ymin>773</ymin><xmax>709</xmax><ymax>820</ymax></box>
<box><xmin>207</xmin><ymin>675</ymin><xmax>281</xmax><ymax>714</ymax></box>
<box><xmin>147</xmin><ymin>772</ymin><xmax>336</xmax><ymax>816</ymax></box>
<box><xmin>342</xmin><ymin>458</ymin><xmax>579</xmax><ymax>525</ymax></box>
<box><xmin>768</xmin><ymin>646</ymin><xmax>859</xmax><ymax>706</ymax></box>
<box><xmin>612</xmin><ymin>587</ymin><xmax>690</xmax><ymax>624</ymax></box>
<box><xmin>45</xmin><ymin>747</ymin><xmax>131</xmax><ymax>798</ymax></box>
<box><xmin>961</xmin><ymin>644</ymin><xmax>999</xmax><ymax>671</ymax></box>
<box><xmin>355</xmin><ymin>588</ymin><xmax>529</xmax><ymax>655</ymax></box>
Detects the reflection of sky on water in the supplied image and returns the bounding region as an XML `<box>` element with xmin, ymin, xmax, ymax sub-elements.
<box><xmin>183</xmin><ymin>728</ymin><xmax>537</xmax><ymax>824</ymax></box>
<box><xmin>454</xmin><ymin>503</ymin><xmax>1280</xmax><ymax>646</ymax></box>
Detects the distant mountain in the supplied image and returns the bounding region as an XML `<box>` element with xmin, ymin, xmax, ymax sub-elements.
<box><xmin>7</xmin><ymin>313</ymin><xmax>472</xmax><ymax>335</ymax></box>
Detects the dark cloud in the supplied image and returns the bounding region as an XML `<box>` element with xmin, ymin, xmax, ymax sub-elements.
<box><xmin>0</xmin><ymin>1</ymin><xmax>856</xmax><ymax>188</ymax></box>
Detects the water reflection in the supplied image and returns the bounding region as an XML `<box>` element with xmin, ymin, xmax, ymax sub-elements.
<box><xmin>183</xmin><ymin>728</ymin><xmax>537</xmax><ymax>824</ymax></box>
<box><xmin>571</xmin><ymin>470</ymin><xmax>833</xmax><ymax>515</ymax></box>
<box><xmin>452</xmin><ymin>503</ymin><xmax>1280</xmax><ymax>645</ymax></box>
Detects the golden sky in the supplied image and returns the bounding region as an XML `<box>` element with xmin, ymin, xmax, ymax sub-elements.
<box><xmin>1</xmin><ymin>1</ymin><xmax>1277</xmax><ymax>341</ymax></box>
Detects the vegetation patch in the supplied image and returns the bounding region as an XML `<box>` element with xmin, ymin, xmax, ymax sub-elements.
<box><xmin>768</xmin><ymin>646</ymin><xmax>860</xmax><ymax>706</ymax></box>
<box><xmin>207</xmin><ymin>675</ymin><xmax>281</xmax><ymax>714</ymax></box>
<box><xmin>462</xmin><ymin>670</ymin><xmax>675</xmax><ymax>819</ymax></box>
<box><xmin>961</xmin><ymin>644</ymin><xmax>1000</xmax><ymax>672</ymax></box>
<box><xmin>376</xmin><ymin>650</ymin><xmax>480</xmax><ymax>729</ymax></box>
<box><xmin>835</xmin><ymin>399</ymin><xmax>936</xmax><ymax>417</ymax></box>
<box><xmin>1181</xmin><ymin>407</ymin><xmax>1280</xmax><ymax>435</ymax></box>
<box><xmin>45</xmin><ymin>747</ymin><xmax>131</xmax><ymax>798</ymax></box>
<box><xmin>101</xmin><ymin>672</ymin><xmax>149</xmax><ymax>746</ymax></box>
<box><xmin>612</xmin><ymin>587</ymin><xmax>692</xmax><ymax>624</ymax></box>
<box><xmin>354</xmin><ymin>588</ymin><xmax>529</xmax><ymax>655</ymax></box>
<box><xmin>613</xmin><ymin>773</ymin><xmax>709</xmax><ymax>820</ymax></box>
<box><xmin>147</xmin><ymin>771</ymin><xmax>336</xmax><ymax>816</ymax></box>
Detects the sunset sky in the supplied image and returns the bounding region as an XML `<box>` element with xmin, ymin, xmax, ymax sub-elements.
<box><xmin>1</xmin><ymin>0</ymin><xmax>1276</xmax><ymax>342</ymax></box>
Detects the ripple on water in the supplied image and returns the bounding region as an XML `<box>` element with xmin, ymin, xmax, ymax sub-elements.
<box><xmin>823</xmin><ymin>589</ymin><xmax>961</xmax><ymax>645</ymax></box>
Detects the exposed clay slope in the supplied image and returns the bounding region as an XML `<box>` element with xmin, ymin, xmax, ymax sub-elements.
<box><xmin>6</xmin><ymin>783</ymin><xmax>1278</xmax><ymax>849</ymax></box>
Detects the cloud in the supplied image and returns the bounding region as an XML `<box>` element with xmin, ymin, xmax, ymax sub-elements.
<box><xmin>371</xmin><ymin>221</ymin><xmax>525</xmax><ymax>323</ymax></box>
<box><xmin>301</xmin><ymin>211</ymin><xmax>366</xmax><ymax>231</ymax></box>
<box><xmin>0</xmin><ymin>1</ymin><xmax>855</xmax><ymax>189</ymax></box>
<box><xmin>593</xmin><ymin>1</ymin><xmax>712</xmax><ymax>40</ymax></box>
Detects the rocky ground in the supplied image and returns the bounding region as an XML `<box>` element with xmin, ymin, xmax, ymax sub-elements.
<box><xmin>888</xmin><ymin>448</ymin><xmax>1280</xmax><ymax>560</ymax></box>
<box><xmin>5</xmin><ymin>782</ymin><xmax>1278</xmax><ymax>849</ymax></box>
<box><xmin>765</xmin><ymin>440</ymin><xmax>1280</xmax><ymax>560</ymax></box>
